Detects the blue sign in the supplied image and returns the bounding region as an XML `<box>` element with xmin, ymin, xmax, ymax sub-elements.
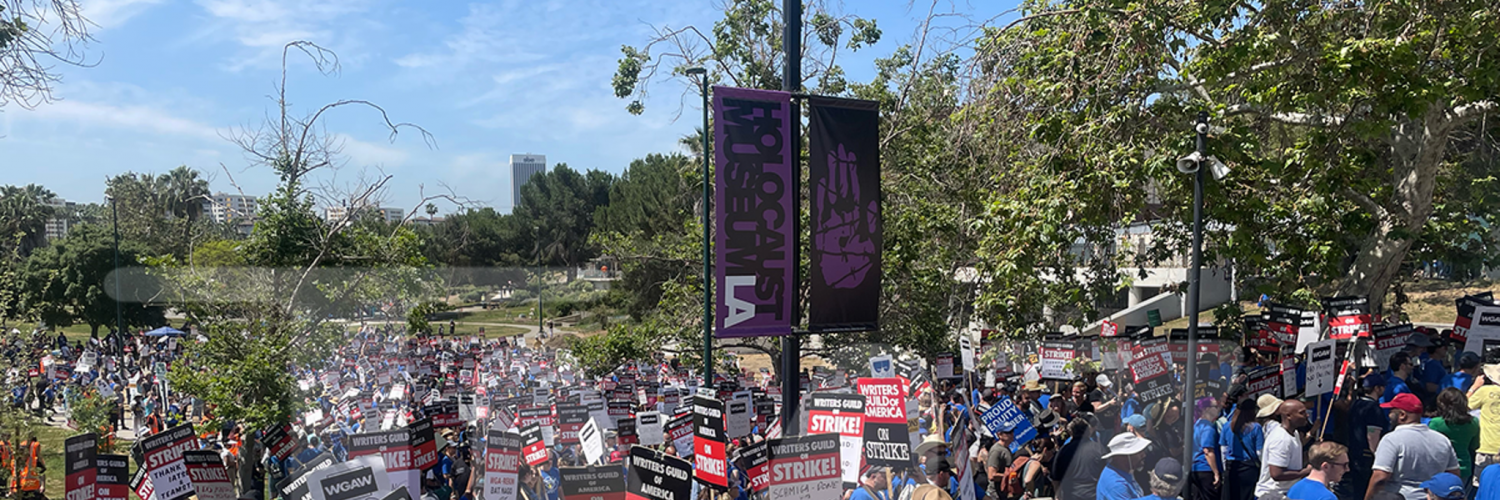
<box><xmin>981</xmin><ymin>396</ymin><xmax>1038</xmax><ymax>453</ymax></box>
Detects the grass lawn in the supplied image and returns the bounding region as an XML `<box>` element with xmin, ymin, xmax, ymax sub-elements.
<box><xmin>450</xmin><ymin>323</ymin><xmax>529</xmax><ymax>338</ymax></box>
<box><xmin>442</xmin><ymin>307</ymin><xmax>535</xmax><ymax>325</ymax></box>
<box><xmin>4</xmin><ymin>322</ymin><xmax>101</xmax><ymax>346</ymax></box>
<box><xmin>32</xmin><ymin>421</ymin><xmax>135</xmax><ymax>499</ymax></box>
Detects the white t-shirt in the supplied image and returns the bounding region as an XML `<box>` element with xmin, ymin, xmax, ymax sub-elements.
<box><xmin>1255</xmin><ymin>421</ymin><xmax>1302</xmax><ymax>500</ymax></box>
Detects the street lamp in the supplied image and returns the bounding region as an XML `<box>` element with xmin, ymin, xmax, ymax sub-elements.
<box><xmin>105</xmin><ymin>193</ymin><xmax>123</xmax><ymax>337</ymax></box>
<box><xmin>685</xmin><ymin>66</ymin><xmax>713</xmax><ymax>386</ymax></box>
<box><xmin>1177</xmin><ymin>111</ymin><xmax>1228</xmax><ymax>491</ymax></box>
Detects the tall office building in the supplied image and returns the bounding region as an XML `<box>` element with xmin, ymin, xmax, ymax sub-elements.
<box><xmin>510</xmin><ymin>154</ymin><xmax>546</xmax><ymax>210</ymax></box>
<box><xmin>43</xmin><ymin>198</ymin><xmax>75</xmax><ymax>241</ymax></box>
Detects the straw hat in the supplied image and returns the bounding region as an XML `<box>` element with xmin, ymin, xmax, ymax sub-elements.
<box><xmin>1254</xmin><ymin>394</ymin><xmax>1283</xmax><ymax>419</ymax></box>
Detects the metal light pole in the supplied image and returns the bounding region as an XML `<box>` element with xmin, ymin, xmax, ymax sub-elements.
<box><xmin>108</xmin><ymin>193</ymin><xmax>123</xmax><ymax>337</ymax></box>
<box><xmin>686</xmin><ymin>66</ymin><xmax>714</xmax><ymax>385</ymax></box>
<box><xmin>1182</xmin><ymin>111</ymin><xmax>1208</xmax><ymax>488</ymax></box>
<box><xmin>779</xmin><ymin>0</ymin><xmax>803</xmax><ymax>433</ymax></box>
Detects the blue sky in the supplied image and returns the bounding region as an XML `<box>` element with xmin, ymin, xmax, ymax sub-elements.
<box><xmin>2</xmin><ymin>0</ymin><xmax>1013</xmax><ymax>213</ymax></box>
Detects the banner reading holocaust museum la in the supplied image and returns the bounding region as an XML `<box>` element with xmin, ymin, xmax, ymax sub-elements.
<box><xmin>808</xmin><ymin>97</ymin><xmax>881</xmax><ymax>332</ymax></box>
<box><xmin>714</xmin><ymin>86</ymin><xmax>794</xmax><ymax>337</ymax></box>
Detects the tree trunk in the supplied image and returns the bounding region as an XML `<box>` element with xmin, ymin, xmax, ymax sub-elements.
<box><xmin>1337</xmin><ymin>106</ymin><xmax>1452</xmax><ymax>314</ymax></box>
<box><xmin>91</xmin><ymin>323</ymin><xmax>100</xmax><ymax>336</ymax></box>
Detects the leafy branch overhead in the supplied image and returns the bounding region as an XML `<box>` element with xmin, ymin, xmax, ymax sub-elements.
<box><xmin>612</xmin><ymin>0</ymin><xmax>879</xmax><ymax>114</ymax></box>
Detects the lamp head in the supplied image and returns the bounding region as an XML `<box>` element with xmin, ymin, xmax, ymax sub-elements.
<box><xmin>684</xmin><ymin>67</ymin><xmax>707</xmax><ymax>76</ymax></box>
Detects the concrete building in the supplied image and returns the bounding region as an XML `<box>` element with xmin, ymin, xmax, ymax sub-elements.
<box><xmin>43</xmin><ymin>198</ymin><xmax>75</xmax><ymax>241</ymax></box>
<box><xmin>510</xmin><ymin>154</ymin><xmax>546</xmax><ymax>210</ymax></box>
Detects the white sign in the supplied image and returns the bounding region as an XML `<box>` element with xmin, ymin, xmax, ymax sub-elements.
<box><xmin>959</xmin><ymin>338</ymin><xmax>976</xmax><ymax>372</ymax></box>
<box><xmin>307</xmin><ymin>455</ymin><xmax>391</xmax><ymax>500</ymax></box>
<box><xmin>725</xmin><ymin>399</ymin><xmax>752</xmax><ymax>439</ymax></box>
<box><xmin>1464</xmin><ymin>308</ymin><xmax>1500</xmax><ymax>355</ymax></box>
<box><xmin>579</xmin><ymin>418</ymin><xmax>606</xmax><ymax>465</ymax></box>
<box><xmin>1305</xmin><ymin>339</ymin><xmax>1337</xmax><ymax>397</ymax></box>
<box><xmin>636</xmin><ymin>412</ymin><xmax>665</xmax><ymax>446</ymax></box>
<box><xmin>869</xmin><ymin>355</ymin><xmax>894</xmax><ymax>378</ymax></box>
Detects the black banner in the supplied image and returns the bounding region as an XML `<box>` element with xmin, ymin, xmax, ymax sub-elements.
<box><xmin>625</xmin><ymin>446</ymin><xmax>693</xmax><ymax>500</ymax></box>
<box><xmin>808</xmin><ymin>96</ymin><xmax>882</xmax><ymax>332</ymax></box>
<box><xmin>558</xmin><ymin>466</ymin><xmax>627</xmax><ymax>500</ymax></box>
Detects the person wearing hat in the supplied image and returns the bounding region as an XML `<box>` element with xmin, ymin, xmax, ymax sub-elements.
<box><xmin>1097</xmin><ymin>433</ymin><xmax>1152</xmax><ymax>500</ymax></box>
<box><xmin>1139</xmin><ymin>457</ymin><xmax>1185</xmax><ymax>500</ymax></box>
<box><xmin>1346</xmin><ymin>371</ymin><xmax>1393</xmax><ymax>500</ymax></box>
<box><xmin>1465</xmin><ymin>361</ymin><xmax>1500</xmax><ymax>492</ymax></box>
<box><xmin>986</xmin><ymin>421</ymin><xmax>1017</xmax><ymax>500</ymax></box>
<box><xmin>1366</xmin><ymin>393</ymin><xmax>1459</xmax><ymax>500</ymax></box>
<box><xmin>909</xmin><ymin>458</ymin><xmax>956</xmax><ymax>500</ymax></box>
<box><xmin>850</xmin><ymin>465</ymin><xmax>890</xmax><ymax>500</ymax></box>
<box><xmin>1286</xmin><ymin>441</ymin><xmax>1348</xmax><ymax>500</ymax></box>
<box><xmin>1383</xmin><ymin>352</ymin><xmax>1417</xmax><ymax>404</ymax></box>
<box><xmin>1417</xmin><ymin>472</ymin><xmax>1463</xmax><ymax>500</ymax></box>
<box><xmin>1255</xmin><ymin>398</ymin><xmax>1310</xmax><ymax>500</ymax></box>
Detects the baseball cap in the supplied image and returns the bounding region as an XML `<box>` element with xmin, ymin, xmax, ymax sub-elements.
<box><xmin>1419</xmin><ymin>472</ymin><xmax>1463</xmax><ymax>499</ymax></box>
<box><xmin>931</xmin><ymin>458</ymin><xmax>955</xmax><ymax>475</ymax></box>
<box><xmin>1361</xmin><ymin>372</ymin><xmax>1386</xmax><ymax>389</ymax></box>
<box><xmin>1152</xmin><ymin>457</ymin><xmax>1183</xmax><ymax>484</ymax></box>
<box><xmin>1380</xmin><ymin>393</ymin><xmax>1422</xmax><ymax>414</ymax></box>
<box><xmin>1123</xmin><ymin>414</ymin><xmax>1147</xmax><ymax>429</ymax></box>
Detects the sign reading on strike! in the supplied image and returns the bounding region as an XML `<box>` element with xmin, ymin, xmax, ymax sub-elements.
<box><xmin>408</xmin><ymin>418</ymin><xmax>437</xmax><ymax>472</ymax></box>
<box><xmin>521</xmin><ymin>423</ymin><xmax>548</xmax><ymax>467</ymax></box>
<box><xmin>625</xmin><ymin>446</ymin><xmax>693</xmax><ymax>500</ymax></box>
<box><xmin>735</xmin><ymin>441</ymin><xmax>769</xmax><ymax>494</ymax></box>
<box><xmin>559</xmin><ymin>466</ymin><xmax>627</xmax><ymax>500</ymax></box>
<box><xmin>692</xmin><ymin>396</ymin><xmax>728</xmax><ymax>490</ymax></box>
<box><xmin>805</xmin><ymin>393</ymin><xmax>865</xmax><ymax>487</ymax></box>
<box><xmin>65</xmin><ymin>433</ymin><xmax>98</xmax><ymax>500</ymax></box>
<box><xmin>183</xmin><ymin>450</ymin><xmax>235</xmax><ymax>500</ymax></box>
<box><xmin>855</xmin><ymin>378</ymin><xmax>909</xmax><ymax>467</ymax></box>
<box><xmin>558</xmin><ymin>404</ymin><xmax>590</xmax><ymax>444</ymax></box>
<box><xmin>1323</xmin><ymin>296</ymin><xmax>1372</xmax><ymax>340</ymax></box>
<box><xmin>96</xmin><ymin>454</ymin><xmax>130</xmax><ymax>500</ymax></box>
<box><xmin>767</xmin><ymin>433</ymin><xmax>842</xmax><ymax>500</ymax></box>
<box><xmin>484</xmin><ymin>431</ymin><xmax>520</xmax><ymax>500</ymax></box>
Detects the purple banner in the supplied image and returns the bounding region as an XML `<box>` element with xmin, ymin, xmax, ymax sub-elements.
<box><xmin>714</xmin><ymin>86</ymin><xmax>795</xmax><ymax>337</ymax></box>
<box><xmin>808</xmin><ymin>96</ymin><xmax>881</xmax><ymax>332</ymax></box>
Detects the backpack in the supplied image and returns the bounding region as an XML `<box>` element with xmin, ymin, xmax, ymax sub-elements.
<box><xmin>1002</xmin><ymin>455</ymin><xmax>1031</xmax><ymax>498</ymax></box>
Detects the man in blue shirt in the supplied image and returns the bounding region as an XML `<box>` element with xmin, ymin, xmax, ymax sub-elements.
<box><xmin>1442</xmin><ymin>353</ymin><xmax>1482</xmax><ymax>392</ymax></box>
<box><xmin>1477</xmin><ymin>459</ymin><xmax>1500</xmax><ymax>500</ymax></box>
<box><xmin>1383</xmin><ymin>353</ymin><xmax>1416</xmax><ymax>404</ymax></box>
<box><xmin>1416</xmin><ymin>339</ymin><xmax>1449</xmax><ymax>403</ymax></box>
<box><xmin>1097</xmin><ymin>433</ymin><xmax>1152</xmax><ymax>500</ymax></box>
<box><xmin>1287</xmin><ymin>441</ymin><xmax>1348</xmax><ymax>500</ymax></box>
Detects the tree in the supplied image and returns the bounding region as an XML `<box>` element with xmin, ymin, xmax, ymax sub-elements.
<box><xmin>963</xmin><ymin>0</ymin><xmax>1500</xmax><ymax>330</ymax></box>
<box><xmin>611</xmin><ymin>0</ymin><xmax>879</xmax><ymax>114</ymax></box>
<box><xmin>19</xmin><ymin>223</ymin><xmax>166</xmax><ymax>334</ymax></box>
<box><xmin>0</xmin><ymin>0</ymin><xmax>91</xmax><ymax>108</ymax></box>
<box><xmin>104</xmin><ymin>166</ymin><xmax>213</xmax><ymax>258</ymax></box>
<box><xmin>418</xmin><ymin>207</ymin><xmax>528</xmax><ymax>288</ymax></box>
<box><xmin>162</xmin><ymin>41</ymin><xmax>439</xmax><ymax>432</ymax></box>
<box><xmin>512</xmin><ymin>164</ymin><xmax>614</xmax><ymax>273</ymax></box>
<box><xmin>0</xmin><ymin>184</ymin><xmax>56</xmax><ymax>256</ymax></box>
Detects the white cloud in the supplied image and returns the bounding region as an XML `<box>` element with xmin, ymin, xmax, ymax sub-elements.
<box><xmin>333</xmin><ymin>133</ymin><xmax>410</xmax><ymax>168</ymax></box>
<box><xmin>80</xmin><ymin>0</ymin><xmax>165</xmax><ymax>29</ymax></box>
<box><xmin>25</xmin><ymin>99</ymin><xmax>223</xmax><ymax>141</ymax></box>
<box><xmin>192</xmin><ymin>0</ymin><xmax>382</xmax><ymax>70</ymax></box>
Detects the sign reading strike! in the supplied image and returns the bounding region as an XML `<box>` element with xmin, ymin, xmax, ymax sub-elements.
<box><xmin>713</xmin><ymin>86</ymin><xmax>795</xmax><ymax>338</ymax></box>
<box><xmin>805</xmin><ymin>393</ymin><xmax>865</xmax><ymax>487</ymax></box>
<box><xmin>1323</xmin><ymin>296</ymin><xmax>1372</xmax><ymax>340</ymax></box>
<box><xmin>136</xmin><ymin>423</ymin><xmax>197</xmax><ymax>500</ymax></box>
<box><xmin>183</xmin><ymin>450</ymin><xmax>235</xmax><ymax>500</ymax></box>
<box><xmin>767</xmin><ymin>433</ymin><xmax>842</xmax><ymax>500</ymax></box>
<box><xmin>484</xmin><ymin>431</ymin><xmax>520</xmax><ymax>500</ymax></box>
<box><xmin>521</xmin><ymin>423</ymin><xmax>548</xmax><ymax>467</ymax></box>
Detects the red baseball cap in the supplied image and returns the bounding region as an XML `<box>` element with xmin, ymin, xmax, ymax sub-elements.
<box><xmin>1380</xmin><ymin>393</ymin><xmax>1422</xmax><ymax>414</ymax></box>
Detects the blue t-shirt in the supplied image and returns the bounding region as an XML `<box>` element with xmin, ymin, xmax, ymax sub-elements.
<box><xmin>849</xmin><ymin>486</ymin><xmax>883</xmax><ymax>500</ymax></box>
<box><xmin>1381</xmin><ymin>373</ymin><xmax>1411</xmax><ymax>403</ymax></box>
<box><xmin>1477</xmin><ymin>461</ymin><xmax>1500</xmax><ymax>500</ymax></box>
<box><xmin>1220</xmin><ymin>421</ymin><xmax>1263</xmax><ymax>462</ymax></box>
<box><xmin>1419</xmin><ymin>356</ymin><xmax>1447</xmax><ymax>388</ymax></box>
<box><xmin>1193</xmin><ymin>419</ymin><xmax>1221</xmax><ymax>472</ymax></box>
<box><xmin>1286</xmin><ymin>478</ymin><xmax>1337</xmax><ymax>500</ymax></box>
<box><xmin>1443</xmin><ymin>372</ymin><xmax>1476</xmax><ymax>392</ymax></box>
<box><xmin>1095</xmin><ymin>465</ymin><xmax>1142</xmax><ymax>500</ymax></box>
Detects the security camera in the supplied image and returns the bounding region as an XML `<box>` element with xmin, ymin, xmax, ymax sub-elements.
<box><xmin>1177</xmin><ymin>151</ymin><xmax>1203</xmax><ymax>174</ymax></box>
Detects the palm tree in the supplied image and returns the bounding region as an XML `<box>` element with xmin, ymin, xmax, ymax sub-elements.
<box><xmin>679</xmin><ymin>126</ymin><xmax>706</xmax><ymax>159</ymax></box>
<box><xmin>0</xmin><ymin>184</ymin><xmax>57</xmax><ymax>256</ymax></box>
